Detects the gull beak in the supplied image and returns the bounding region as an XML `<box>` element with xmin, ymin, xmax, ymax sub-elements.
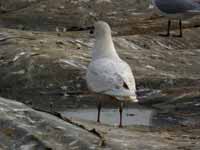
<box><xmin>90</xmin><ymin>28</ymin><xmax>94</xmax><ymax>34</ymax></box>
<box><xmin>84</xmin><ymin>26</ymin><xmax>94</xmax><ymax>38</ymax></box>
<box><xmin>85</xmin><ymin>26</ymin><xmax>94</xmax><ymax>35</ymax></box>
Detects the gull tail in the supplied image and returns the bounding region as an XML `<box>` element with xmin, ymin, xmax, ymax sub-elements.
<box><xmin>103</xmin><ymin>88</ymin><xmax>138</xmax><ymax>102</ymax></box>
<box><xmin>116</xmin><ymin>95</ymin><xmax>138</xmax><ymax>102</ymax></box>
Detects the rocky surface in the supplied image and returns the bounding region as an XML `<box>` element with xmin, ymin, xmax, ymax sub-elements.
<box><xmin>0</xmin><ymin>0</ymin><xmax>200</xmax><ymax>149</ymax></box>
<box><xmin>0</xmin><ymin>25</ymin><xmax>199</xmax><ymax>111</ymax></box>
<box><xmin>0</xmin><ymin>97</ymin><xmax>106</xmax><ymax>150</ymax></box>
<box><xmin>0</xmin><ymin>0</ymin><xmax>149</xmax><ymax>31</ymax></box>
<box><xmin>1</xmin><ymin>97</ymin><xmax>200</xmax><ymax>150</ymax></box>
<box><xmin>67</xmin><ymin>118</ymin><xmax>200</xmax><ymax>150</ymax></box>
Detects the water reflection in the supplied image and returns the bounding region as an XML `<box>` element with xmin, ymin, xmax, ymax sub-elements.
<box><xmin>62</xmin><ymin>107</ymin><xmax>156</xmax><ymax>126</ymax></box>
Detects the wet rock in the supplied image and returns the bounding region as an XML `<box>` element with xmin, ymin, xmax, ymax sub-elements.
<box><xmin>0</xmin><ymin>97</ymin><xmax>106</xmax><ymax>150</ymax></box>
<box><xmin>63</xmin><ymin>117</ymin><xmax>200</xmax><ymax>150</ymax></box>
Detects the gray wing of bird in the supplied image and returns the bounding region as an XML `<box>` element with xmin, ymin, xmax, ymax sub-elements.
<box><xmin>154</xmin><ymin>0</ymin><xmax>200</xmax><ymax>14</ymax></box>
<box><xmin>86</xmin><ymin>58</ymin><xmax>136</xmax><ymax>97</ymax></box>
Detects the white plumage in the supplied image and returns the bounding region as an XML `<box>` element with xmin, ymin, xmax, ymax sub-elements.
<box><xmin>86</xmin><ymin>21</ymin><xmax>138</xmax><ymax>102</ymax></box>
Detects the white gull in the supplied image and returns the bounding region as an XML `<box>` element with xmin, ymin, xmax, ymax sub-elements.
<box><xmin>86</xmin><ymin>21</ymin><xmax>138</xmax><ymax>127</ymax></box>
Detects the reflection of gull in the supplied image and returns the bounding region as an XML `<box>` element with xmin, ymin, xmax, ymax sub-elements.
<box><xmin>152</xmin><ymin>0</ymin><xmax>200</xmax><ymax>37</ymax></box>
<box><xmin>86</xmin><ymin>21</ymin><xmax>138</xmax><ymax>127</ymax></box>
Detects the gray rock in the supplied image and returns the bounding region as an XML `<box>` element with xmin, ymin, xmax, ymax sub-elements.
<box><xmin>1</xmin><ymin>97</ymin><xmax>199</xmax><ymax>150</ymax></box>
<box><xmin>0</xmin><ymin>97</ymin><xmax>106</xmax><ymax>150</ymax></box>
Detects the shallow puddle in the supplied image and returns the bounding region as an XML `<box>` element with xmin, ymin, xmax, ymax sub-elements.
<box><xmin>62</xmin><ymin>107</ymin><xmax>156</xmax><ymax>126</ymax></box>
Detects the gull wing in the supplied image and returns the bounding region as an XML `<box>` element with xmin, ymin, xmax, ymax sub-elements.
<box><xmin>86</xmin><ymin>58</ymin><xmax>136</xmax><ymax>97</ymax></box>
<box><xmin>154</xmin><ymin>0</ymin><xmax>199</xmax><ymax>14</ymax></box>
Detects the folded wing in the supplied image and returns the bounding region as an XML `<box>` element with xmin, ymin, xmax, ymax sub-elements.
<box><xmin>86</xmin><ymin>58</ymin><xmax>136</xmax><ymax>99</ymax></box>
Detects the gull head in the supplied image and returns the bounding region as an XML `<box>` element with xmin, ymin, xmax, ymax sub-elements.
<box><xmin>94</xmin><ymin>21</ymin><xmax>112</xmax><ymax>38</ymax></box>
